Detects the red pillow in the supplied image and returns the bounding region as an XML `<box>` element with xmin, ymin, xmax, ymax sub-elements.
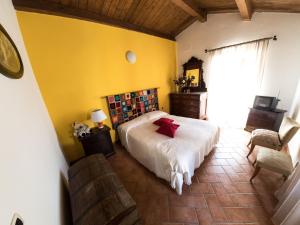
<box><xmin>156</xmin><ymin>122</ymin><xmax>180</xmax><ymax>138</ymax></box>
<box><xmin>153</xmin><ymin>117</ymin><xmax>174</xmax><ymax>126</ymax></box>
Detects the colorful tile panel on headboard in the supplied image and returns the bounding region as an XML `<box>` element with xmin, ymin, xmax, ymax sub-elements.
<box><xmin>107</xmin><ymin>88</ymin><xmax>159</xmax><ymax>129</ymax></box>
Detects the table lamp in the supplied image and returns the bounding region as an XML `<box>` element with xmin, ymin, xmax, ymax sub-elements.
<box><xmin>91</xmin><ymin>109</ymin><xmax>107</xmax><ymax>128</ymax></box>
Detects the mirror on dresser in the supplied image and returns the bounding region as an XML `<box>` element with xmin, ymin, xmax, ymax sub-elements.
<box><xmin>170</xmin><ymin>57</ymin><xmax>208</xmax><ymax>120</ymax></box>
<box><xmin>182</xmin><ymin>56</ymin><xmax>207</xmax><ymax>93</ymax></box>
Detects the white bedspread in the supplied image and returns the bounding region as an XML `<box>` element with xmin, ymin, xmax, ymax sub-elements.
<box><xmin>118</xmin><ymin>111</ymin><xmax>220</xmax><ymax>194</ymax></box>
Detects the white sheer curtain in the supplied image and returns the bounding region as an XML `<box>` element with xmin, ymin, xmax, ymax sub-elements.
<box><xmin>206</xmin><ymin>39</ymin><xmax>269</xmax><ymax>128</ymax></box>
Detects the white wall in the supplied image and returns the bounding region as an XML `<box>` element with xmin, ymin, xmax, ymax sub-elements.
<box><xmin>272</xmin><ymin>164</ymin><xmax>300</xmax><ymax>225</ymax></box>
<box><xmin>0</xmin><ymin>1</ymin><xmax>69</xmax><ymax>225</ymax></box>
<box><xmin>176</xmin><ymin>12</ymin><xmax>300</xmax><ymax>112</ymax></box>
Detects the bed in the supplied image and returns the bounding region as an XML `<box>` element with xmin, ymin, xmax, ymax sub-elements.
<box><xmin>117</xmin><ymin>110</ymin><xmax>220</xmax><ymax>195</ymax></box>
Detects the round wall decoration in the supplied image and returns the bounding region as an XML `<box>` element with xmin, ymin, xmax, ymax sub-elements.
<box><xmin>0</xmin><ymin>23</ymin><xmax>23</xmax><ymax>79</ymax></box>
<box><xmin>125</xmin><ymin>50</ymin><xmax>137</xmax><ymax>64</ymax></box>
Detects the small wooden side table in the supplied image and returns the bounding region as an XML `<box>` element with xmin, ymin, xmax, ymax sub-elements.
<box><xmin>78</xmin><ymin>125</ymin><xmax>115</xmax><ymax>157</ymax></box>
<box><xmin>245</xmin><ymin>108</ymin><xmax>287</xmax><ymax>132</ymax></box>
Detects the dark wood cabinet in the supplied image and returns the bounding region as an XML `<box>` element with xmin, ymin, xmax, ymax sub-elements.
<box><xmin>245</xmin><ymin>108</ymin><xmax>287</xmax><ymax>132</ymax></box>
<box><xmin>170</xmin><ymin>92</ymin><xmax>207</xmax><ymax>119</ymax></box>
<box><xmin>79</xmin><ymin>125</ymin><xmax>115</xmax><ymax>157</ymax></box>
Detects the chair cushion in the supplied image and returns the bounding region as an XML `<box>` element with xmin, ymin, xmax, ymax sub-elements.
<box><xmin>256</xmin><ymin>147</ymin><xmax>293</xmax><ymax>176</ymax></box>
<box><xmin>251</xmin><ymin>129</ymin><xmax>281</xmax><ymax>149</ymax></box>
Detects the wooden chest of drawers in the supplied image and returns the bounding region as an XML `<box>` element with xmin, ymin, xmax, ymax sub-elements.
<box><xmin>245</xmin><ymin>108</ymin><xmax>286</xmax><ymax>132</ymax></box>
<box><xmin>169</xmin><ymin>92</ymin><xmax>207</xmax><ymax>119</ymax></box>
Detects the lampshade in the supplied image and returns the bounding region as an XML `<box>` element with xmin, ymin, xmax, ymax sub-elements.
<box><xmin>91</xmin><ymin>109</ymin><xmax>107</xmax><ymax>123</ymax></box>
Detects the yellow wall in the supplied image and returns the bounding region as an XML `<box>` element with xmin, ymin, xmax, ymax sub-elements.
<box><xmin>17</xmin><ymin>12</ymin><xmax>177</xmax><ymax>162</ymax></box>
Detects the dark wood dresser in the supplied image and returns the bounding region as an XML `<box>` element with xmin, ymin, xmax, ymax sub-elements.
<box><xmin>170</xmin><ymin>92</ymin><xmax>207</xmax><ymax>119</ymax></box>
<box><xmin>245</xmin><ymin>108</ymin><xmax>287</xmax><ymax>132</ymax></box>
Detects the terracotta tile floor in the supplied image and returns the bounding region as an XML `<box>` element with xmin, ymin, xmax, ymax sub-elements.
<box><xmin>108</xmin><ymin>128</ymin><xmax>285</xmax><ymax>225</ymax></box>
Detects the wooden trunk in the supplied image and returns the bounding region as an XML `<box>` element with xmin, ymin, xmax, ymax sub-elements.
<box><xmin>68</xmin><ymin>154</ymin><xmax>141</xmax><ymax>225</ymax></box>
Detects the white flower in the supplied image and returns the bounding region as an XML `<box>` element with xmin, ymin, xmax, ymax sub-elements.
<box><xmin>182</xmin><ymin>80</ymin><xmax>186</xmax><ymax>83</ymax></box>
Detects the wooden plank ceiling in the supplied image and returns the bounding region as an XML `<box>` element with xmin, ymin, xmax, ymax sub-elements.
<box><xmin>13</xmin><ymin>0</ymin><xmax>300</xmax><ymax>40</ymax></box>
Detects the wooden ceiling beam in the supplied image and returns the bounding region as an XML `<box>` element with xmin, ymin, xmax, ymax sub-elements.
<box><xmin>173</xmin><ymin>17</ymin><xmax>198</xmax><ymax>37</ymax></box>
<box><xmin>235</xmin><ymin>0</ymin><xmax>253</xmax><ymax>20</ymax></box>
<box><xmin>171</xmin><ymin>0</ymin><xmax>207</xmax><ymax>22</ymax></box>
<box><xmin>12</xmin><ymin>0</ymin><xmax>175</xmax><ymax>41</ymax></box>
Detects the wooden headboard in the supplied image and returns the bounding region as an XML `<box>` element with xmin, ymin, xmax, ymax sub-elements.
<box><xmin>106</xmin><ymin>88</ymin><xmax>159</xmax><ymax>129</ymax></box>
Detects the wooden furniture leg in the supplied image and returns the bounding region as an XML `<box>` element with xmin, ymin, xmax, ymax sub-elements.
<box><xmin>247</xmin><ymin>144</ymin><xmax>255</xmax><ymax>158</ymax></box>
<box><xmin>250</xmin><ymin>166</ymin><xmax>261</xmax><ymax>182</ymax></box>
<box><xmin>247</xmin><ymin>139</ymin><xmax>251</xmax><ymax>147</ymax></box>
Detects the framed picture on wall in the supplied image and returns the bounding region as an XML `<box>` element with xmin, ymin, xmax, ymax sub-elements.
<box><xmin>0</xmin><ymin>23</ymin><xmax>23</xmax><ymax>79</ymax></box>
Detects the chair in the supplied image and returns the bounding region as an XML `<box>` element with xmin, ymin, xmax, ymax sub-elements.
<box><xmin>247</xmin><ymin>117</ymin><xmax>300</xmax><ymax>158</ymax></box>
<box><xmin>250</xmin><ymin>147</ymin><xmax>294</xmax><ymax>182</ymax></box>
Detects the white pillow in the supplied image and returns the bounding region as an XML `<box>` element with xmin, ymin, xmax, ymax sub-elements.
<box><xmin>144</xmin><ymin>110</ymin><xmax>168</xmax><ymax>120</ymax></box>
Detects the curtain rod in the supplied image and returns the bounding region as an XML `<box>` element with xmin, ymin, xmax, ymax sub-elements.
<box><xmin>205</xmin><ymin>35</ymin><xmax>277</xmax><ymax>53</ymax></box>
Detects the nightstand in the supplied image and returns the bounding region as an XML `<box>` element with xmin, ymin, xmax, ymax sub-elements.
<box><xmin>78</xmin><ymin>125</ymin><xmax>115</xmax><ymax>157</ymax></box>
